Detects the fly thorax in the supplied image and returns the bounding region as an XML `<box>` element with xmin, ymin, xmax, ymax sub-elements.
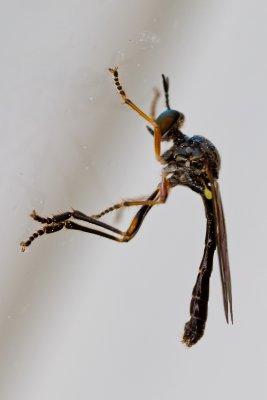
<box><xmin>174</xmin><ymin>145</ymin><xmax>205</xmax><ymax>173</ymax></box>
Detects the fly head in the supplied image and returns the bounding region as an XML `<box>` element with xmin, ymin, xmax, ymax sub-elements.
<box><xmin>155</xmin><ymin>109</ymin><xmax>185</xmax><ymax>141</ymax></box>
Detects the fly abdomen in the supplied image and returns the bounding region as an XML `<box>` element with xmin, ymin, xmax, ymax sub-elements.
<box><xmin>183</xmin><ymin>317</ymin><xmax>206</xmax><ymax>347</ymax></box>
<box><xmin>182</xmin><ymin>197</ymin><xmax>217</xmax><ymax>347</ymax></box>
<box><xmin>190</xmin><ymin>294</ymin><xmax>209</xmax><ymax>320</ymax></box>
<box><xmin>183</xmin><ymin>280</ymin><xmax>209</xmax><ymax>347</ymax></box>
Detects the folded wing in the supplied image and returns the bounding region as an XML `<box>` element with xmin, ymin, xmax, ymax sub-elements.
<box><xmin>210</xmin><ymin>179</ymin><xmax>233</xmax><ymax>324</ymax></box>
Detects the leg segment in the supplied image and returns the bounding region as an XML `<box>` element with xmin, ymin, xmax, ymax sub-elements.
<box><xmin>146</xmin><ymin>87</ymin><xmax>160</xmax><ymax>136</ymax></box>
<box><xmin>20</xmin><ymin>222</ymin><xmax>65</xmax><ymax>251</ymax></box>
<box><xmin>109</xmin><ymin>67</ymin><xmax>163</xmax><ymax>161</ymax></box>
<box><xmin>31</xmin><ymin>209</ymin><xmax>123</xmax><ymax>234</ymax></box>
<box><xmin>66</xmin><ymin>188</ymin><xmax>159</xmax><ymax>243</ymax></box>
<box><xmin>91</xmin><ymin>175</ymin><xmax>170</xmax><ymax>219</ymax></box>
<box><xmin>150</xmin><ymin>87</ymin><xmax>160</xmax><ymax>119</ymax></box>
<box><xmin>20</xmin><ymin>221</ymin><xmax>122</xmax><ymax>251</ymax></box>
<box><xmin>20</xmin><ymin>190</ymin><xmax>159</xmax><ymax>251</ymax></box>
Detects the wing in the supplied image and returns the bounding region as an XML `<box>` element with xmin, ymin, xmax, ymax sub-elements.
<box><xmin>210</xmin><ymin>179</ymin><xmax>233</xmax><ymax>324</ymax></box>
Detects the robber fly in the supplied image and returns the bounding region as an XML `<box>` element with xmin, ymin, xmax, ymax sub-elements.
<box><xmin>21</xmin><ymin>67</ymin><xmax>233</xmax><ymax>347</ymax></box>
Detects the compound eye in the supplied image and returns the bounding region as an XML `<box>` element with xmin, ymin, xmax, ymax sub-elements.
<box><xmin>155</xmin><ymin>109</ymin><xmax>180</xmax><ymax>134</ymax></box>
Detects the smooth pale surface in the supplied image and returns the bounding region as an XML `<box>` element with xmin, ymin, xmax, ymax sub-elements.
<box><xmin>0</xmin><ymin>1</ymin><xmax>266</xmax><ymax>399</ymax></box>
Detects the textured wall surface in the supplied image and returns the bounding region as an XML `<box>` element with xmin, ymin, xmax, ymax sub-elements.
<box><xmin>0</xmin><ymin>1</ymin><xmax>266</xmax><ymax>399</ymax></box>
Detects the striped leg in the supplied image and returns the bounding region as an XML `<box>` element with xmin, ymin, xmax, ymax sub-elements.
<box><xmin>20</xmin><ymin>190</ymin><xmax>160</xmax><ymax>251</ymax></box>
<box><xmin>91</xmin><ymin>175</ymin><xmax>170</xmax><ymax>219</ymax></box>
<box><xmin>109</xmin><ymin>67</ymin><xmax>162</xmax><ymax>162</ymax></box>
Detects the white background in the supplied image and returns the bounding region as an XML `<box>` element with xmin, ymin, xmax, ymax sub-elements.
<box><xmin>0</xmin><ymin>1</ymin><xmax>266</xmax><ymax>399</ymax></box>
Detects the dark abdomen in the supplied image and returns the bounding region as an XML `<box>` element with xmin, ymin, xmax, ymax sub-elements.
<box><xmin>182</xmin><ymin>197</ymin><xmax>216</xmax><ymax>347</ymax></box>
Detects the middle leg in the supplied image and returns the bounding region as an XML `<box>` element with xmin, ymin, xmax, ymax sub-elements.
<box><xmin>91</xmin><ymin>175</ymin><xmax>170</xmax><ymax>219</ymax></box>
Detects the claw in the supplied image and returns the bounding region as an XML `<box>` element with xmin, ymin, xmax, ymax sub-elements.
<box><xmin>20</xmin><ymin>241</ymin><xmax>28</xmax><ymax>252</ymax></box>
<box><xmin>30</xmin><ymin>209</ymin><xmax>37</xmax><ymax>219</ymax></box>
<box><xmin>108</xmin><ymin>66</ymin><xmax>118</xmax><ymax>76</ymax></box>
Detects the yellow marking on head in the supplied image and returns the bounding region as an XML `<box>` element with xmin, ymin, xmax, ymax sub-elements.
<box><xmin>204</xmin><ymin>187</ymin><xmax>212</xmax><ymax>200</ymax></box>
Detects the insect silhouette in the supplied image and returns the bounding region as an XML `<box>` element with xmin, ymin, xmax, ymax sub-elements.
<box><xmin>21</xmin><ymin>67</ymin><xmax>233</xmax><ymax>347</ymax></box>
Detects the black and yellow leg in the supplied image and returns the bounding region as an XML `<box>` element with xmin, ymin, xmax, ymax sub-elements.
<box><xmin>66</xmin><ymin>189</ymin><xmax>160</xmax><ymax>243</ymax></box>
<box><xmin>109</xmin><ymin>67</ymin><xmax>163</xmax><ymax>162</ymax></box>
<box><xmin>91</xmin><ymin>175</ymin><xmax>170</xmax><ymax>220</ymax></box>
<box><xmin>30</xmin><ymin>209</ymin><xmax>123</xmax><ymax>234</ymax></box>
<box><xmin>20</xmin><ymin>190</ymin><xmax>160</xmax><ymax>251</ymax></box>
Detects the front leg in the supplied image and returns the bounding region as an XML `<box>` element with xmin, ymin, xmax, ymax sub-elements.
<box><xmin>109</xmin><ymin>67</ymin><xmax>163</xmax><ymax>162</ymax></box>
